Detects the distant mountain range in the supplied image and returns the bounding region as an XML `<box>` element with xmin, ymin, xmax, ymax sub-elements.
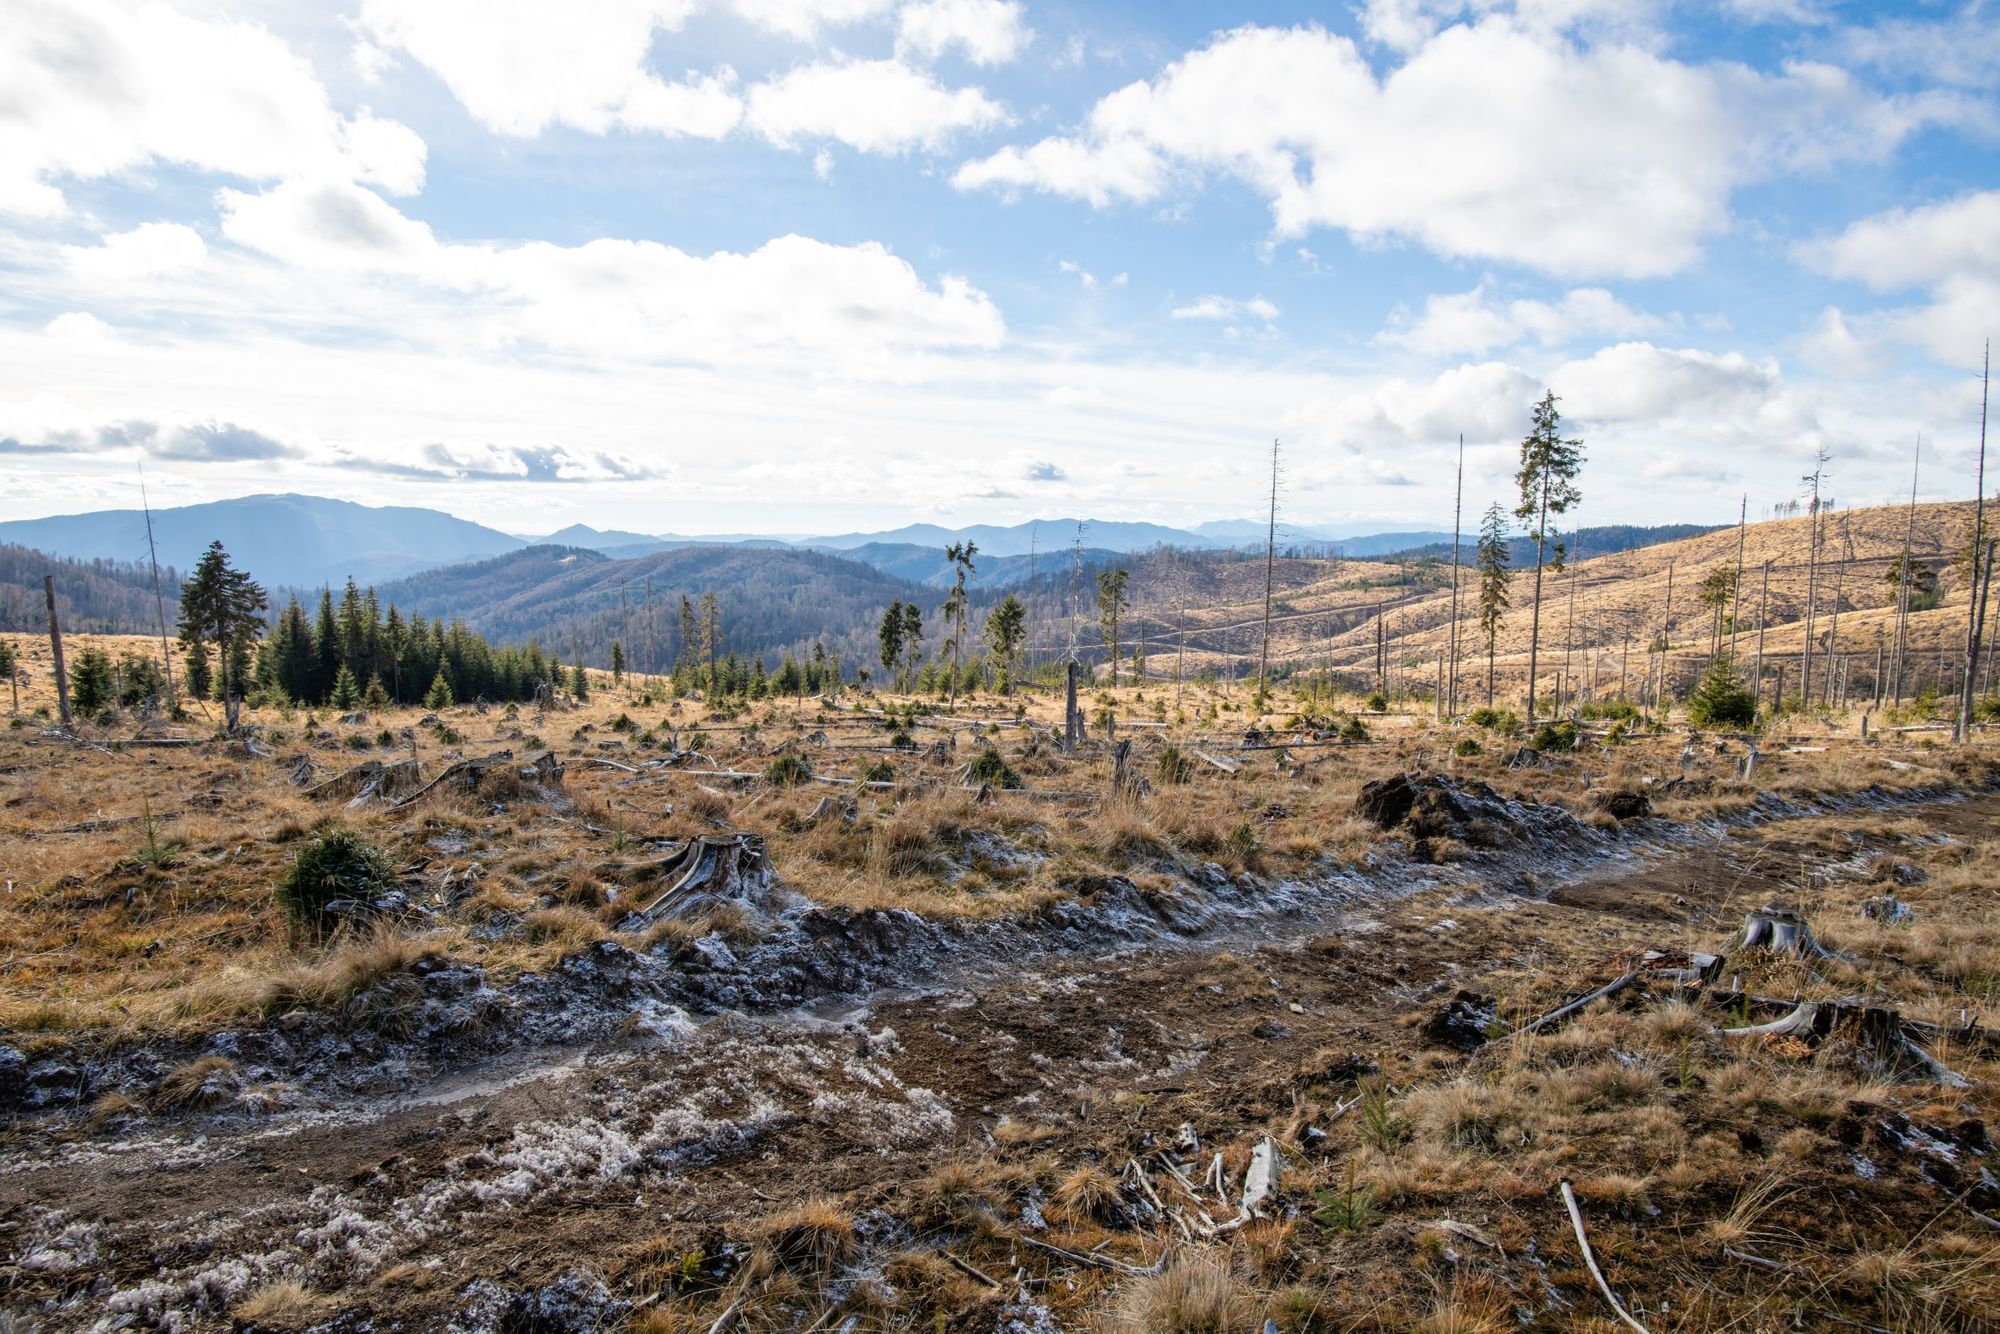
<box><xmin>0</xmin><ymin>494</ymin><xmax>1469</xmax><ymax>590</ymax></box>
<box><xmin>0</xmin><ymin>494</ymin><xmax>524</xmax><ymax>589</ymax></box>
<box><xmin>0</xmin><ymin>493</ymin><xmax>1739</xmax><ymax>671</ymax></box>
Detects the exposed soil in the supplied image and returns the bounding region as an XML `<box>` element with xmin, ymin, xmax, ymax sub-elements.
<box><xmin>8</xmin><ymin>790</ymin><xmax>1995</xmax><ymax>1330</ymax></box>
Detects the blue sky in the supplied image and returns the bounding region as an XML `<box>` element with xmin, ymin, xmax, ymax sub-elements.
<box><xmin>0</xmin><ymin>0</ymin><xmax>1995</xmax><ymax>540</ymax></box>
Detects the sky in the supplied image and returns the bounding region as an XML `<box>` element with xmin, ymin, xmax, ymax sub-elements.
<box><xmin>0</xmin><ymin>0</ymin><xmax>1996</xmax><ymax>542</ymax></box>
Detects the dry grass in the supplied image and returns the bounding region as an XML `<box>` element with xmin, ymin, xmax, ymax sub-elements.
<box><xmin>1105</xmin><ymin>1251</ymin><xmax>1253</xmax><ymax>1333</ymax></box>
<box><xmin>231</xmin><ymin>1279</ymin><xmax>321</xmax><ymax>1324</ymax></box>
<box><xmin>759</xmin><ymin>1197</ymin><xmax>856</xmax><ymax>1271</ymax></box>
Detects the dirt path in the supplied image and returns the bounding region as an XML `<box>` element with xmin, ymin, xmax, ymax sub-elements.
<box><xmin>4</xmin><ymin>792</ymin><xmax>1992</xmax><ymax>1330</ymax></box>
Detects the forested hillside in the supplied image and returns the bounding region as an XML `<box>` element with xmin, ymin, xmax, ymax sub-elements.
<box><xmin>0</xmin><ymin>543</ymin><xmax>181</xmax><ymax>636</ymax></box>
<box><xmin>374</xmin><ymin>544</ymin><xmax>949</xmax><ymax>673</ymax></box>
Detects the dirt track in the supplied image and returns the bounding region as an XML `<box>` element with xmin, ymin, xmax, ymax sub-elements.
<box><xmin>7</xmin><ymin>788</ymin><xmax>1991</xmax><ymax>1330</ymax></box>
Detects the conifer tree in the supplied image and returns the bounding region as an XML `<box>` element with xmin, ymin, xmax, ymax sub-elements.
<box><xmin>70</xmin><ymin>647</ymin><xmax>115</xmax><ymax>716</ymax></box>
<box><xmin>571</xmin><ymin>661</ymin><xmax>589</xmax><ymax>699</ymax></box>
<box><xmin>313</xmin><ymin>588</ymin><xmax>339</xmax><ymax>702</ymax></box>
<box><xmin>177</xmin><ymin>540</ymin><xmax>267</xmax><ymax>729</ymax></box>
<box><xmin>985</xmin><ymin>594</ymin><xmax>1025</xmax><ymax>693</ymax></box>
<box><xmin>940</xmin><ymin>541</ymin><xmax>978</xmax><ymax>705</ymax></box>
<box><xmin>0</xmin><ymin>637</ymin><xmax>16</xmax><ymax>713</ymax></box>
<box><xmin>363</xmin><ymin>674</ymin><xmax>390</xmax><ymax>710</ymax></box>
<box><xmin>329</xmin><ymin>664</ymin><xmax>360</xmax><ymax>711</ymax></box>
<box><xmin>610</xmin><ymin>640</ymin><xmax>625</xmax><ymax>684</ymax></box>
<box><xmin>423</xmin><ymin>668</ymin><xmax>453</xmax><ymax>710</ymax></box>
<box><xmin>1476</xmin><ymin>503</ymin><xmax>1512</xmax><ymax>708</ymax></box>
<box><xmin>879</xmin><ymin>601</ymin><xmax>906</xmax><ymax>682</ymax></box>
<box><xmin>1097</xmin><ymin>569</ymin><xmax>1129</xmax><ymax>686</ymax></box>
<box><xmin>183</xmin><ymin>639</ymin><xmax>212</xmax><ymax>701</ymax></box>
<box><xmin>1514</xmin><ymin>391</ymin><xmax>1585</xmax><ymax>721</ymax></box>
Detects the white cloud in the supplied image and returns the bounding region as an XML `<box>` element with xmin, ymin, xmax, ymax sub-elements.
<box><xmin>747</xmin><ymin>59</ymin><xmax>1007</xmax><ymax>153</ymax></box>
<box><xmin>44</xmin><ymin>312</ymin><xmax>116</xmax><ymax>341</ymax></box>
<box><xmin>1796</xmin><ymin>306</ymin><xmax>1884</xmax><ymax>378</ymax></box>
<box><xmin>731</xmin><ymin>0</ymin><xmax>895</xmax><ymax>39</ymax></box>
<box><xmin>1171</xmin><ymin>295</ymin><xmax>1280</xmax><ymax>322</ymax></box>
<box><xmin>0</xmin><ymin>0</ymin><xmax>425</xmax><ymax>216</ymax></box>
<box><xmin>1797</xmin><ymin>190</ymin><xmax>2000</xmax><ymax>292</ymax></box>
<box><xmin>64</xmin><ymin>223</ymin><xmax>209</xmax><ymax>282</ymax></box>
<box><xmin>1378</xmin><ymin>282</ymin><xmax>1661</xmax><ymax>355</ymax></box>
<box><xmin>214</xmin><ymin>178</ymin><xmax>1004</xmax><ymax>366</ymax></box>
<box><xmin>1835</xmin><ymin>7</ymin><xmax>2000</xmax><ymax>89</ymax></box>
<box><xmin>897</xmin><ymin>0</ymin><xmax>1031</xmax><ymax>65</ymax></box>
<box><xmin>954</xmin><ymin>20</ymin><xmax>1977</xmax><ymax>278</ymax></box>
<box><xmin>357</xmin><ymin>0</ymin><xmax>740</xmax><ymax>138</ymax></box>
<box><xmin>1796</xmin><ymin>190</ymin><xmax>2000</xmax><ymax>369</ymax></box>
<box><xmin>1550</xmin><ymin>342</ymin><xmax>1803</xmax><ymax>427</ymax></box>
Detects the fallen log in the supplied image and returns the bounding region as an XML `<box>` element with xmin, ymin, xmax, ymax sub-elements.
<box><xmin>1191</xmin><ymin>748</ymin><xmax>1239</xmax><ymax>774</ymax></box>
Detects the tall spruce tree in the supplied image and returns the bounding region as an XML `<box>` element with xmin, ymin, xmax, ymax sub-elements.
<box><xmin>312</xmin><ymin>588</ymin><xmax>339</xmax><ymax>703</ymax></box>
<box><xmin>1477</xmin><ymin>504</ymin><xmax>1512</xmax><ymax>708</ymax></box>
<box><xmin>1513</xmin><ymin>392</ymin><xmax>1584</xmax><ymax>721</ymax></box>
<box><xmin>1096</xmin><ymin>569</ymin><xmax>1129</xmax><ymax>686</ymax></box>
<box><xmin>177</xmin><ymin>540</ymin><xmax>267</xmax><ymax>729</ymax></box>
<box><xmin>940</xmin><ymin>542</ymin><xmax>979</xmax><ymax>705</ymax></box>
<box><xmin>985</xmin><ymin>594</ymin><xmax>1026</xmax><ymax>694</ymax></box>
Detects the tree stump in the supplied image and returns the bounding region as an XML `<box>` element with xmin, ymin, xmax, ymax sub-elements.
<box><xmin>1726</xmin><ymin>999</ymin><xmax>1968</xmax><ymax>1086</ymax></box>
<box><xmin>1729</xmin><ymin>904</ymin><xmax>1837</xmax><ymax>958</ymax></box>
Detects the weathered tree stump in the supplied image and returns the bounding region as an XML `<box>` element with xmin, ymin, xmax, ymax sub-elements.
<box><xmin>1729</xmin><ymin>904</ymin><xmax>1838</xmax><ymax>959</ymax></box>
<box><xmin>1726</xmin><ymin>999</ymin><xmax>1968</xmax><ymax>1086</ymax></box>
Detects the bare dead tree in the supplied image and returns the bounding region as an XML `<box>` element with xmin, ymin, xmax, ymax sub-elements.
<box><xmin>1257</xmin><ymin>438</ymin><xmax>1281</xmax><ymax>699</ymax></box>
<box><xmin>139</xmin><ymin>467</ymin><xmax>176</xmax><ymax>713</ymax></box>
<box><xmin>44</xmin><ymin>574</ymin><xmax>71</xmax><ymax>729</ymax></box>
<box><xmin>1800</xmin><ymin>447</ymin><xmax>1830</xmax><ymax>708</ymax></box>
<box><xmin>1959</xmin><ymin>340</ymin><xmax>1991</xmax><ymax>742</ymax></box>
<box><xmin>1894</xmin><ymin>434</ymin><xmax>1920</xmax><ymax>705</ymax></box>
<box><xmin>1445</xmin><ymin>433</ymin><xmax>1465</xmax><ymax>718</ymax></box>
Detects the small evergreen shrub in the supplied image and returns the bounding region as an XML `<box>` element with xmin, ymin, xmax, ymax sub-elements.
<box><xmin>277</xmin><ymin>829</ymin><xmax>394</xmax><ymax>926</ymax></box>
<box><xmin>1531</xmin><ymin>720</ymin><xmax>1579</xmax><ymax>752</ymax></box>
<box><xmin>968</xmin><ymin>747</ymin><xmax>1022</xmax><ymax>789</ymax></box>
<box><xmin>1687</xmin><ymin>655</ymin><xmax>1757</xmax><ymax>728</ymax></box>
<box><xmin>765</xmin><ymin>754</ymin><xmax>813</xmax><ymax>788</ymax></box>
<box><xmin>1154</xmin><ymin>744</ymin><xmax>1193</xmax><ymax>785</ymax></box>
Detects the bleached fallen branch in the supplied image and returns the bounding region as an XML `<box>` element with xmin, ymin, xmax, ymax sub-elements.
<box><xmin>1559</xmin><ymin>1179</ymin><xmax>1650</xmax><ymax>1334</ymax></box>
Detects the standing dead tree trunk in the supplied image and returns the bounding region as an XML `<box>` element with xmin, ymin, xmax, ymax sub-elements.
<box><xmin>44</xmin><ymin>575</ymin><xmax>71</xmax><ymax>729</ymax></box>
<box><xmin>1959</xmin><ymin>340</ymin><xmax>1990</xmax><ymax>742</ymax></box>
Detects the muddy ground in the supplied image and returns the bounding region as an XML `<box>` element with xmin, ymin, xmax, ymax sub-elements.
<box><xmin>7</xmin><ymin>785</ymin><xmax>1995</xmax><ymax>1331</ymax></box>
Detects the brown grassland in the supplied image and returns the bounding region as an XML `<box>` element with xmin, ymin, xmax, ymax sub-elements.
<box><xmin>2</xmin><ymin>612</ymin><xmax>2000</xmax><ymax>1331</ymax></box>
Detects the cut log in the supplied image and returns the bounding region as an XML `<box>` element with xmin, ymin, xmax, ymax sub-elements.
<box><xmin>1190</xmin><ymin>748</ymin><xmax>1239</xmax><ymax>775</ymax></box>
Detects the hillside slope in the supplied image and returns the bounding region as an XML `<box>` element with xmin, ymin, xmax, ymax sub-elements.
<box><xmin>373</xmin><ymin>544</ymin><xmax>943</xmax><ymax>672</ymax></box>
<box><xmin>1111</xmin><ymin>501</ymin><xmax>1993</xmax><ymax>700</ymax></box>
